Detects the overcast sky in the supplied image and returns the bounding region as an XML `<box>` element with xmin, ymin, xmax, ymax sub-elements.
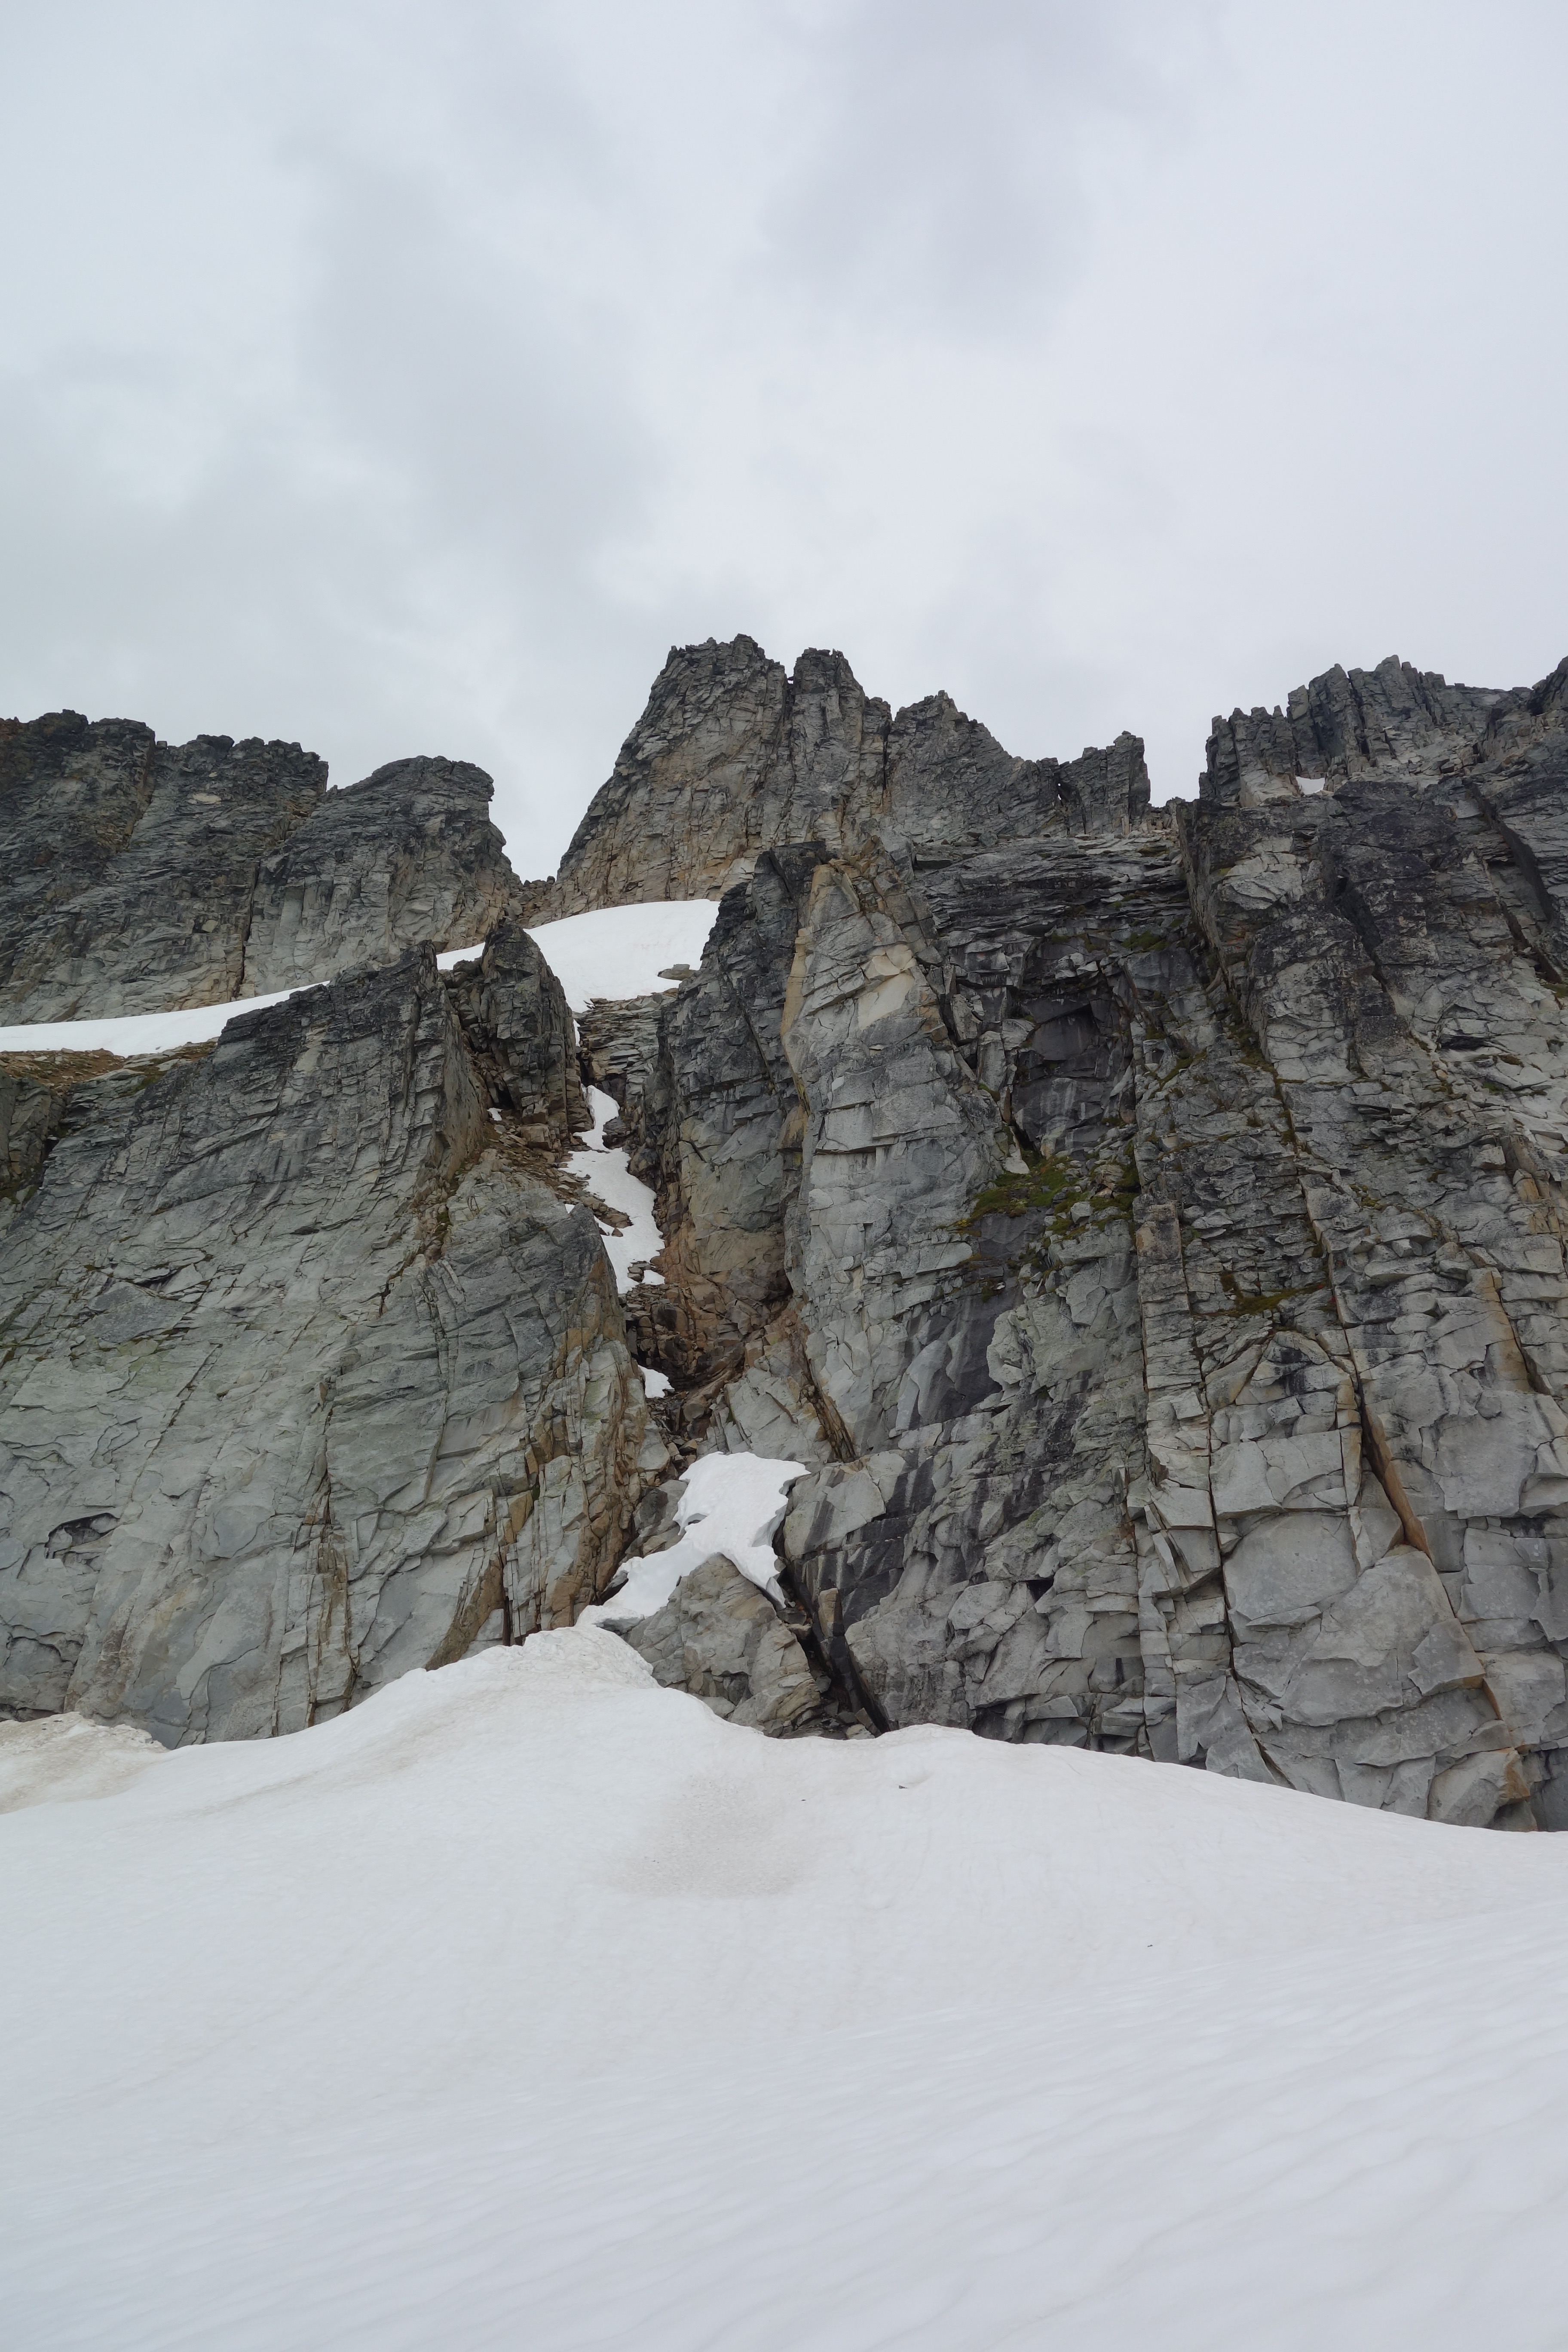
<box><xmin>5</xmin><ymin>0</ymin><xmax>1565</xmax><ymax>869</ymax></box>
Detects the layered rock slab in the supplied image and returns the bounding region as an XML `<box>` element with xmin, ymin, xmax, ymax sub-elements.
<box><xmin>0</xmin><ymin>950</ymin><xmax>658</xmax><ymax>1742</ymax></box>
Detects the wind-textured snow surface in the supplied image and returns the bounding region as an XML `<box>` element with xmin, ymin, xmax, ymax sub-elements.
<box><xmin>580</xmin><ymin>1451</ymin><xmax>807</xmax><ymax>1620</ymax></box>
<box><xmin>6</xmin><ymin>1632</ymin><xmax>1568</xmax><ymax>2352</ymax></box>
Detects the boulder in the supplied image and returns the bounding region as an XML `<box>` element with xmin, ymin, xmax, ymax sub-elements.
<box><xmin>609</xmin><ymin>1553</ymin><xmax>828</xmax><ymax>1736</ymax></box>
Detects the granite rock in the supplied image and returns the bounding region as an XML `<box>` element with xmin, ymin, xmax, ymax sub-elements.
<box><xmin>522</xmin><ymin>636</ymin><xmax>1150</xmax><ymax>916</ymax></box>
<box><xmin>0</xmin><ymin>950</ymin><xmax>661</xmax><ymax>1742</ymax></box>
<box><xmin>607</xmin><ymin>1553</ymin><xmax>828</xmax><ymax>1735</ymax></box>
<box><xmin>0</xmin><ymin>712</ymin><xmax>159</xmax><ymax>1015</ymax></box>
<box><xmin>13</xmin><ymin>637</ymin><xmax>1568</xmax><ymax>1830</ymax></box>
<box><xmin>240</xmin><ymin>755</ymin><xmax>524</xmax><ymax>995</ymax></box>
<box><xmin>0</xmin><ymin>719</ymin><xmax>524</xmax><ymax>1020</ymax></box>
<box><xmin>575</xmin><ymin>642</ymin><xmax>1568</xmax><ymax>1821</ymax></box>
<box><xmin>0</xmin><ymin>723</ymin><xmax>325</xmax><ymax>1018</ymax></box>
<box><xmin>443</xmin><ymin>917</ymin><xmax>588</xmax><ymax>1153</ymax></box>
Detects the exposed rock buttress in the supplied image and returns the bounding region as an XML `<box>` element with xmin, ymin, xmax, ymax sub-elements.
<box><xmin>0</xmin><ymin>717</ymin><xmax>522</xmax><ymax>1020</ymax></box>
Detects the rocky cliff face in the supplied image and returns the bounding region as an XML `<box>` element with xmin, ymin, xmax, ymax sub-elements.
<box><xmin>7</xmin><ymin>636</ymin><xmax>1568</xmax><ymax>1831</ymax></box>
<box><xmin>0</xmin><ymin>716</ymin><xmax>521</xmax><ymax>1019</ymax></box>
<box><xmin>522</xmin><ymin>636</ymin><xmax>1150</xmax><ymax>916</ymax></box>
<box><xmin>0</xmin><ymin>947</ymin><xmax>661</xmax><ymax>1740</ymax></box>
<box><xmin>572</xmin><ymin>637</ymin><xmax>1568</xmax><ymax>1830</ymax></box>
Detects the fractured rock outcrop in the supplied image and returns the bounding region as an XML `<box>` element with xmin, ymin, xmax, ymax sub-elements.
<box><xmin>0</xmin><ymin>720</ymin><xmax>325</xmax><ymax>1019</ymax></box>
<box><xmin>524</xmin><ymin>635</ymin><xmax>1151</xmax><ymax>916</ymax></box>
<box><xmin>10</xmin><ymin>631</ymin><xmax>1568</xmax><ymax>1832</ymax></box>
<box><xmin>0</xmin><ymin>950</ymin><xmax>661</xmax><ymax>1742</ymax></box>
<box><xmin>0</xmin><ymin>717</ymin><xmax>522</xmax><ymax>1020</ymax></box>
<box><xmin>444</xmin><ymin>917</ymin><xmax>588</xmax><ymax>1153</ymax></box>
<box><xmin>239</xmin><ymin>755</ymin><xmax>524</xmax><ymax>995</ymax></box>
<box><xmin>0</xmin><ymin>713</ymin><xmax>160</xmax><ymax>1014</ymax></box>
<box><xmin>607</xmin><ymin>1553</ymin><xmax>828</xmax><ymax>1735</ymax></box>
<box><xmin>575</xmin><ymin>641</ymin><xmax>1568</xmax><ymax>1826</ymax></box>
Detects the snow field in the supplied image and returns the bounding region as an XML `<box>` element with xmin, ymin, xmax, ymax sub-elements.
<box><xmin>521</xmin><ymin>899</ymin><xmax>720</xmax><ymax>1014</ymax></box>
<box><xmin>0</xmin><ymin>987</ymin><xmax>300</xmax><ymax>1057</ymax></box>
<box><xmin>4</xmin><ymin>1632</ymin><xmax>1568</xmax><ymax>2349</ymax></box>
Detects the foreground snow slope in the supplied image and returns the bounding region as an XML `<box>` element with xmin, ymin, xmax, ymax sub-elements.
<box><xmin>5</xmin><ymin>1633</ymin><xmax>1568</xmax><ymax>2351</ymax></box>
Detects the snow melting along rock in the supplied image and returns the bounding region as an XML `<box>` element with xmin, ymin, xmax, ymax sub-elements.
<box><xmin>580</xmin><ymin>1450</ymin><xmax>806</xmax><ymax>1620</ymax></box>
<box><xmin>567</xmin><ymin>1084</ymin><xmax>667</xmax><ymax>1293</ymax></box>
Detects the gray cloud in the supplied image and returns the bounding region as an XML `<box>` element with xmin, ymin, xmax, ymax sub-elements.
<box><xmin>3</xmin><ymin>0</ymin><xmax>1565</xmax><ymax>866</ymax></box>
<box><xmin>757</xmin><ymin>0</ymin><xmax>1200</xmax><ymax>331</ymax></box>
